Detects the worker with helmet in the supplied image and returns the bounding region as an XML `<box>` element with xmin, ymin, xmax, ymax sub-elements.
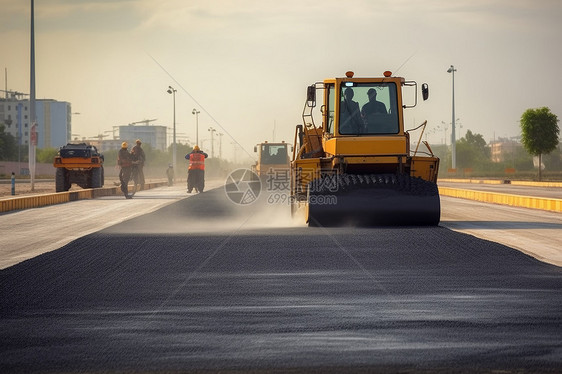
<box><xmin>118</xmin><ymin>141</ymin><xmax>133</xmax><ymax>199</ymax></box>
<box><xmin>131</xmin><ymin>139</ymin><xmax>146</xmax><ymax>189</ymax></box>
<box><xmin>185</xmin><ymin>145</ymin><xmax>208</xmax><ymax>193</ymax></box>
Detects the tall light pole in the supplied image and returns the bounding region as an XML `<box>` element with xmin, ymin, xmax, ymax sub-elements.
<box><xmin>167</xmin><ymin>86</ymin><xmax>177</xmax><ymax>171</ymax></box>
<box><xmin>71</xmin><ymin>112</ymin><xmax>80</xmax><ymax>144</ymax></box>
<box><xmin>218</xmin><ymin>132</ymin><xmax>224</xmax><ymax>159</ymax></box>
<box><xmin>29</xmin><ymin>0</ymin><xmax>37</xmax><ymax>191</ymax></box>
<box><xmin>192</xmin><ymin>109</ymin><xmax>200</xmax><ymax>146</ymax></box>
<box><xmin>447</xmin><ymin>65</ymin><xmax>457</xmax><ymax>170</ymax></box>
<box><xmin>208</xmin><ymin>127</ymin><xmax>216</xmax><ymax>158</ymax></box>
<box><xmin>440</xmin><ymin>121</ymin><xmax>449</xmax><ymax>146</ymax></box>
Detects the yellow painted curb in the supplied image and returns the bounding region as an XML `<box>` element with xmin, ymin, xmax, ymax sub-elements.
<box><xmin>510</xmin><ymin>180</ymin><xmax>562</xmax><ymax>188</ymax></box>
<box><xmin>439</xmin><ymin>187</ymin><xmax>562</xmax><ymax>213</ymax></box>
<box><xmin>0</xmin><ymin>182</ymin><xmax>168</xmax><ymax>214</ymax></box>
<box><xmin>439</xmin><ymin>178</ymin><xmax>503</xmax><ymax>185</ymax></box>
<box><xmin>439</xmin><ymin>178</ymin><xmax>562</xmax><ymax>188</ymax></box>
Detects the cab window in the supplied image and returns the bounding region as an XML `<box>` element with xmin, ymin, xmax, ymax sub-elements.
<box><xmin>261</xmin><ymin>144</ymin><xmax>287</xmax><ymax>164</ymax></box>
<box><xmin>338</xmin><ymin>82</ymin><xmax>398</xmax><ymax>135</ymax></box>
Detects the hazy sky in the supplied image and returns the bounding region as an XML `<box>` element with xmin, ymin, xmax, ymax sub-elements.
<box><xmin>1</xmin><ymin>0</ymin><xmax>561</xmax><ymax>160</ymax></box>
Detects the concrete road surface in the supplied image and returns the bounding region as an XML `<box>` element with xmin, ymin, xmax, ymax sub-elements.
<box><xmin>440</xmin><ymin>196</ymin><xmax>562</xmax><ymax>267</ymax></box>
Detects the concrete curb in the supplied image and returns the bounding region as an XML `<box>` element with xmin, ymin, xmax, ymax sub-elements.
<box><xmin>439</xmin><ymin>186</ymin><xmax>562</xmax><ymax>213</ymax></box>
<box><xmin>0</xmin><ymin>181</ymin><xmax>169</xmax><ymax>214</ymax></box>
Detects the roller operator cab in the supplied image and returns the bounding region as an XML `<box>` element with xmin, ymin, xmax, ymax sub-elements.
<box><xmin>291</xmin><ymin>71</ymin><xmax>440</xmax><ymax>226</ymax></box>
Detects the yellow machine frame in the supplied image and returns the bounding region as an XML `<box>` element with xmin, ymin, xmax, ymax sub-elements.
<box><xmin>290</xmin><ymin>71</ymin><xmax>440</xmax><ymax>226</ymax></box>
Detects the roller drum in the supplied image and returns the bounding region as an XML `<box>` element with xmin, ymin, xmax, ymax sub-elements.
<box><xmin>307</xmin><ymin>174</ymin><xmax>440</xmax><ymax>227</ymax></box>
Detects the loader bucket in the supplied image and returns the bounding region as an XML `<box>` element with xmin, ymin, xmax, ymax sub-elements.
<box><xmin>306</xmin><ymin>174</ymin><xmax>440</xmax><ymax>227</ymax></box>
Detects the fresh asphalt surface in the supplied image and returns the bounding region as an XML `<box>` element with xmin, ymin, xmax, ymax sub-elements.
<box><xmin>1</xmin><ymin>186</ymin><xmax>561</xmax><ymax>373</ymax></box>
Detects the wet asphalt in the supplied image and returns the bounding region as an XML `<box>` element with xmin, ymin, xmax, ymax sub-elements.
<box><xmin>1</xmin><ymin>187</ymin><xmax>561</xmax><ymax>373</ymax></box>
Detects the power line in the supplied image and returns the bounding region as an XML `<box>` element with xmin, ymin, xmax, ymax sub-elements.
<box><xmin>146</xmin><ymin>52</ymin><xmax>254</xmax><ymax>160</ymax></box>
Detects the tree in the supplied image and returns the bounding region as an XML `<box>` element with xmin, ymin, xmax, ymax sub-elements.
<box><xmin>543</xmin><ymin>142</ymin><xmax>561</xmax><ymax>171</ymax></box>
<box><xmin>455</xmin><ymin>130</ymin><xmax>490</xmax><ymax>170</ymax></box>
<box><xmin>520</xmin><ymin>107</ymin><xmax>559</xmax><ymax>180</ymax></box>
<box><xmin>37</xmin><ymin>147</ymin><xmax>58</xmax><ymax>163</ymax></box>
<box><xmin>0</xmin><ymin>123</ymin><xmax>17</xmax><ymax>161</ymax></box>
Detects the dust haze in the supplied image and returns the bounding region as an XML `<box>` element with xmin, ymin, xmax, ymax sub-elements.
<box><xmin>102</xmin><ymin>183</ymin><xmax>306</xmax><ymax>236</ymax></box>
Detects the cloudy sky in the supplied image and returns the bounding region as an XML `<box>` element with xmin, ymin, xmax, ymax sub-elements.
<box><xmin>1</xmin><ymin>0</ymin><xmax>561</xmax><ymax>160</ymax></box>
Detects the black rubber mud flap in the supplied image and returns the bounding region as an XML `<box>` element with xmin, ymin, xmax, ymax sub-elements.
<box><xmin>307</xmin><ymin>174</ymin><xmax>440</xmax><ymax>227</ymax></box>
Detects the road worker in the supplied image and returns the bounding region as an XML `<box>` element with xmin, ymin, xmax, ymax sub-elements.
<box><xmin>131</xmin><ymin>139</ymin><xmax>146</xmax><ymax>189</ymax></box>
<box><xmin>118</xmin><ymin>142</ymin><xmax>133</xmax><ymax>199</ymax></box>
<box><xmin>185</xmin><ymin>145</ymin><xmax>208</xmax><ymax>193</ymax></box>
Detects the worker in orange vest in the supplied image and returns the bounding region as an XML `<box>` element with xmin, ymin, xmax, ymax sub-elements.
<box><xmin>185</xmin><ymin>145</ymin><xmax>208</xmax><ymax>193</ymax></box>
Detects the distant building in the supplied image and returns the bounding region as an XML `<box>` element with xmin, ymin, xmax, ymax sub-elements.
<box><xmin>119</xmin><ymin>124</ymin><xmax>167</xmax><ymax>151</ymax></box>
<box><xmin>68</xmin><ymin>123</ymin><xmax>169</xmax><ymax>153</ymax></box>
<box><xmin>490</xmin><ymin>138</ymin><xmax>520</xmax><ymax>163</ymax></box>
<box><xmin>1</xmin><ymin>93</ymin><xmax>169</xmax><ymax>152</ymax></box>
<box><xmin>0</xmin><ymin>95</ymin><xmax>71</xmax><ymax>148</ymax></box>
<box><xmin>84</xmin><ymin>138</ymin><xmax>123</xmax><ymax>153</ymax></box>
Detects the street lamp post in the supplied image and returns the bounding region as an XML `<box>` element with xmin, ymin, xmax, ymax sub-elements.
<box><xmin>30</xmin><ymin>0</ymin><xmax>37</xmax><ymax>191</ymax></box>
<box><xmin>218</xmin><ymin>133</ymin><xmax>224</xmax><ymax>159</ymax></box>
<box><xmin>440</xmin><ymin>121</ymin><xmax>449</xmax><ymax>146</ymax></box>
<box><xmin>208</xmin><ymin>127</ymin><xmax>216</xmax><ymax>158</ymax></box>
<box><xmin>71</xmin><ymin>112</ymin><xmax>80</xmax><ymax>145</ymax></box>
<box><xmin>447</xmin><ymin>65</ymin><xmax>457</xmax><ymax>170</ymax></box>
<box><xmin>192</xmin><ymin>109</ymin><xmax>200</xmax><ymax>146</ymax></box>
<box><xmin>167</xmin><ymin>86</ymin><xmax>177</xmax><ymax>171</ymax></box>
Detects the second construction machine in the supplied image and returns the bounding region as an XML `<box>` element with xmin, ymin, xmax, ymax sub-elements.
<box><xmin>252</xmin><ymin>141</ymin><xmax>291</xmax><ymax>180</ymax></box>
<box><xmin>291</xmin><ymin>71</ymin><xmax>440</xmax><ymax>226</ymax></box>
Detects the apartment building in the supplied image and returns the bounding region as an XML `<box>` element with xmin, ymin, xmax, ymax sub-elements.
<box><xmin>0</xmin><ymin>95</ymin><xmax>71</xmax><ymax>149</ymax></box>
